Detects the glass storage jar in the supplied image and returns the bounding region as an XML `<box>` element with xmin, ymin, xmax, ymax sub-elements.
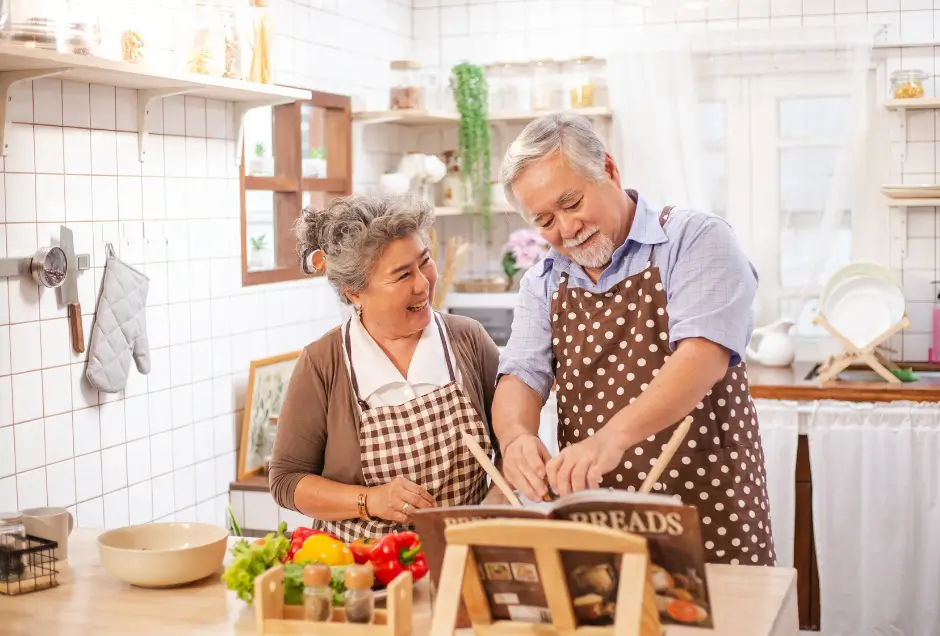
<box><xmin>59</xmin><ymin>0</ymin><xmax>101</xmax><ymax>56</ymax></box>
<box><xmin>890</xmin><ymin>69</ymin><xmax>927</xmax><ymax>99</ymax></box>
<box><xmin>565</xmin><ymin>56</ymin><xmax>596</xmax><ymax>109</ymax></box>
<box><xmin>530</xmin><ymin>59</ymin><xmax>563</xmax><ymax>112</ymax></box>
<box><xmin>389</xmin><ymin>60</ymin><xmax>425</xmax><ymax>110</ymax></box>
<box><xmin>5</xmin><ymin>0</ymin><xmax>66</xmax><ymax>50</ymax></box>
<box><xmin>484</xmin><ymin>63</ymin><xmax>504</xmax><ymax>114</ymax></box>
<box><xmin>219</xmin><ymin>0</ymin><xmax>247</xmax><ymax>79</ymax></box>
<box><xmin>179</xmin><ymin>0</ymin><xmax>226</xmax><ymax>76</ymax></box>
<box><xmin>247</xmin><ymin>0</ymin><xmax>273</xmax><ymax>83</ymax></box>
<box><xmin>0</xmin><ymin>512</ymin><xmax>27</xmax><ymax>581</ymax></box>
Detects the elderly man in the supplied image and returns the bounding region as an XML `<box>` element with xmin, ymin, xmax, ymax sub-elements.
<box><xmin>492</xmin><ymin>112</ymin><xmax>774</xmax><ymax>567</ymax></box>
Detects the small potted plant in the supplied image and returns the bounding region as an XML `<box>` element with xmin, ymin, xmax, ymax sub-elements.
<box><xmin>248</xmin><ymin>234</ymin><xmax>268</xmax><ymax>269</ymax></box>
<box><xmin>248</xmin><ymin>142</ymin><xmax>268</xmax><ymax>176</ymax></box>
<box><xmin>502</xmin><ymin>228</ymin><xmax>550</xmax><ymax>291</ymax></box>
<box><xmin>302</xmin><ymin>147</ymin><xmax>327</xmax><ymax>178</ymax></box>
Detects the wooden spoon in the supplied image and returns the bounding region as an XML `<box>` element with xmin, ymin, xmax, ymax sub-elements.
<box><xmin>639</xmin><ymin>415</ymin><xmax>694</xmax><ymax>494</ymax></box>
<box><xmin>461</xmin><ymin>431</ymin><xmax>523</xmax><ymax>507</ymax></box>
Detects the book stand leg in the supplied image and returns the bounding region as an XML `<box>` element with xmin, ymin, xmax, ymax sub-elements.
<box><xmin>429</xmin><ymin>519</ymin><xmax>661</xmax><ymax>636</ymax></box>
<box><xmin>812</xmin><ymin>314</ymin><xmax>910</xmax><ymax>384</ymax></box>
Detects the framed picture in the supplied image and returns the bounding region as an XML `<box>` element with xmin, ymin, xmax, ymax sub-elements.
<box><xmin>237</xmin><ymin>351</ymin><xmax>301</xmax><ymax>481</ymax></box>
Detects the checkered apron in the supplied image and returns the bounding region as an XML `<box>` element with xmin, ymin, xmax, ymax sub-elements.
<box><xmin>314</xmin><ymin>313</ymin><xmax>492</xmax><ymax>543</ymax></box>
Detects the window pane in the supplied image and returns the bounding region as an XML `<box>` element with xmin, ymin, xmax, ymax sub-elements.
<box><xmin>778</xmin><ymin>97</ymin><xmax>850</xmax><ymax>140</ymax></box>
<box><xmin>244</xmin><ymin>107</ymin><xmax>274</xmax><ymax>177</ymax></box>
<box><xmin>778</xmin><ymin>145</ymin><xmax>851</xmax><ymax>288</ymax></box>
<box><xmin>698</xmin><ymin>101</ymin><xmax>726</xmax><ymax>144</ymax></box>
<box><xmin>301</xmin><ymin>103</ymin><xmax>328</xmax><ymax>178</ymax></box>
<box><xmin>246</xmin><ymin>190</ymin><xmax>275</xmax><ymax>271</ymax></box>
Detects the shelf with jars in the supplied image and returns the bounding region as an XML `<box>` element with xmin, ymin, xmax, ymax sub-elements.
<box><xmin>0</xmin><ymin>0</ymin><xmax>308</xmax><ymax>166</ymax></box>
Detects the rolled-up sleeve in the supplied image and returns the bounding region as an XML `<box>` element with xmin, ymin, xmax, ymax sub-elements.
<box><xmin>665</xmin><ymin>217</ymin><xmax>757</xmax><ymax>366</ymax></box>
<box><xmin>497</xmin><ymin>269</ymin><xmax>555</xmax><ymax>401</ymax></box>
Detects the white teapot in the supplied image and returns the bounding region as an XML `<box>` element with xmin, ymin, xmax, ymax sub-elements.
<box><xmin>745</xmin><ymin>319</ymin><xmax>796</xmax><ymax>367</ymax></box>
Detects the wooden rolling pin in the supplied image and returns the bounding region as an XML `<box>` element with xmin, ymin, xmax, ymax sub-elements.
<box><xmin>639</xmin><ymin>415</ymin><xmax>694</xmax><ymax>493</ymax></box>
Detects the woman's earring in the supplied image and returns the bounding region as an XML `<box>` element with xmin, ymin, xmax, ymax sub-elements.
<box><xmin>355</xmin><ymin>304</ymin><xmax>363</xmax><ymax>318</ymax></box>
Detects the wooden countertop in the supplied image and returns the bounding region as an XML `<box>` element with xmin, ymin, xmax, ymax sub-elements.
<box><xmin>0</xmin><ymin>529</ymin><xmax>798</xmax><ymax>636</ymax></box>
<box><xmin>748</xmin><ymin>362</ymin><xmax>940</xmax><ymax>402</ymax></box>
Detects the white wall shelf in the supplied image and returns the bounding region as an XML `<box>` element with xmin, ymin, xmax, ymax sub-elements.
<box><xmin>353</xmin><ymin>106</ymin><xmax>613</xmax><ymax>127</ymax></box>
<box><xmin>884</xmin><ymin>98</ymin><xmax>940</xmax><ymax>111</ymax></box>
<box><xmin>0</xmin><ymin>44</ymin><xmax>311</xmax><ymax>164</ymax></box>
<box><xmin>434</xmin><ymin>204</ymin><xmax>514</xmax><ymax>217</ymax></box>
<box><xmin>443</xmin><ymin>292</ymin><xmax>518</xmax><ymax>309</ymax></box>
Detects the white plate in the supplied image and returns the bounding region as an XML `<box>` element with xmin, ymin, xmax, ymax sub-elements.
<box><xmin>823</xmin><ymin>277</ymin><xmax>905</xmax><ymax>348</ymax></box>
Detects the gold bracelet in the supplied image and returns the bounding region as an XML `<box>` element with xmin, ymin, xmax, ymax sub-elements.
<box><xmin>357</xmin><ymin>492</ymin><xmax>371</xmax><ymax>521</ymax></box>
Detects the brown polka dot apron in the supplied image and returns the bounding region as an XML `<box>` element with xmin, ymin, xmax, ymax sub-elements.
<box><xmin>315</xmin><ymin>313</ymin><xmax>492</xmax><ymax>543</ymax></box>
<box><xmin>552</xmin><ymin>206</ymin><xmax>776</xmax><ymax>567</ymax></box>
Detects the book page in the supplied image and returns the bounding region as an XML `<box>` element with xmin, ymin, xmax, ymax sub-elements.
<box><xmin>472</xmin><ymin>546</ymin><xmax>552</xmax><ymax>624</ymax></box>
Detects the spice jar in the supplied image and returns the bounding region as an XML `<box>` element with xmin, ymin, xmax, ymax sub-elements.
<box><xmin>220</xmin><ymin>0</ymin><xmax>247</xmax><ymax>80</ymax></box>
<box><xmin>390</xmin><ymin>60</ymin><xmax>425</xmax><ymax>110</ymax></box>
<box><xmin>565</xmin><ymin>57</ymin><xmax>596</xmax><ymax>109</ymax></box>
<box><xmin>891</xmin><ymin>69</ymin><xmax>927</xmax><ymax>99</ymax></box>
<box><xmin>0</xmin><ymin>512</ymin><xmax>27</xmax><ymax>581</ymax></box>
<box><xmin>59</xmin><ymin>0</ymin><xmax>101</xmax><ymax>56</ymax></box>
<box><xmin>303</xmin><ymin>563</ymin><xmax>333</xmax><ymax>623</ymax></box>
<box><xmin>343</xmin><ymin>564</ymin><xmax>375</xmax><ymax>624</ymax></box>
<box><xmin>179</xmin><ymin>0</ymin><xmax>226</xmax><ymax>76</ymax></box>
<box><xmin>531</xmin><ymin>59</ymin><xmax>563</xmax><ymax>112</ymax></box>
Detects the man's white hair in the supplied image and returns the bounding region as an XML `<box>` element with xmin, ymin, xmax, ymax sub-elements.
<box><xmin>498</xmin><ymin>112</ymin><xmax>608</xmax><ymax>221</ymax></box>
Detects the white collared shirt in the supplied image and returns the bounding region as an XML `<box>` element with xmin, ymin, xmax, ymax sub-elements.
<box><xmin>342</xmin><ymin>311</ymin><xmax>461</xmax><ymax>409</ymax></box>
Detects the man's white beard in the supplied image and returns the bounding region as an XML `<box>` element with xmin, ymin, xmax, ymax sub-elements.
<box><xmin>565</xmin><ymin>227</ymin><xmax>615</xmax><ymax>269</ymax></box>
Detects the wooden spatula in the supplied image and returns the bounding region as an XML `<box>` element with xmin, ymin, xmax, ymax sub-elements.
<box><xmin>461</xmin><ymin>431</ymin><xmax>523</xmax><ymax>507</ymax></box>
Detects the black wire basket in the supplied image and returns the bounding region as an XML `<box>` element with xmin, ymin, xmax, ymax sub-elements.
<box><xmin>0</xmin><ymin>533</ymin><xmax>59</xmax><ymax>595</ymax></box>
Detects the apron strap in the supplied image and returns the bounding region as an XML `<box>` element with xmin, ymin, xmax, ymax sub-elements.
<box><xmin>343</xmin><ymin>320</ymin><xmax>371</xmax><ymax>412</ymax></box>
<box><xmin>344</xmin><ymin>313</ymin><xmax>456</xmax><ymax>411</ymax></box>
<box><xmin>646</xmin><ymin>205</ymin><xmax>675</xmax><ymax>264</ymax></box>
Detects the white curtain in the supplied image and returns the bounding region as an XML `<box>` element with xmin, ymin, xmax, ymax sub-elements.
<box><xmin>808</xmin><ymin>402</ymin><xmax>940</xmax><ymax>636</ymax></box>
<box><xmin>754</xmin><ymin>399</ymin><xmax>800</xmax><ymax>570</ymax></box>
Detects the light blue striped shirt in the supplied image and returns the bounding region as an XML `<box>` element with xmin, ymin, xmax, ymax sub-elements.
<box><xmin>497</xmin><ymin>193</ymin><xmax>759</xmax><ymax>401</ymax></box>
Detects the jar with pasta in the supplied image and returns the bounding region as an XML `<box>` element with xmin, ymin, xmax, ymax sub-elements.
<box><xmin>248</xmin><ymin>0</ymin><xmax>273</xmax><ymax>83</ymax></box>
<box><xmin>565</xmin><ymin>56</ymin><xmax>595</xmax><ymax>109</ymax></box>
<box><xmin>179</xmin><ymin>0</ymin><xmax>226</xmax><ymax>76</ymax></box>
<box><xmin>890</xmin><ymin>70</ymin><xmax>927</xmax><ymax>99</ymax></box>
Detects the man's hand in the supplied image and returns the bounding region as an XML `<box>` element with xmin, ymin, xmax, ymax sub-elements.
<box><xmin>501</xmin><ymin>435</ymin><xmax>551</xmax><ymax>502</ymax></box>
<box><xmin>546</xmin><ymin>428</ymin><xmax>626</xmax><ymax>496</ymax></box>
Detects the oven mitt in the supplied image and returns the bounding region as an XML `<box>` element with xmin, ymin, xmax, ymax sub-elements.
<box><xmin>85</xmin><ymin>244</ymin><xmax>151</xmax><ymax>393</ymax></box>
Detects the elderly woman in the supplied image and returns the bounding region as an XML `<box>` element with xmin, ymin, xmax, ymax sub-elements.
<box><xmin>268</xmin><ymin>194</ymin><xmax>501</xmax><ymax>542</ymax></box>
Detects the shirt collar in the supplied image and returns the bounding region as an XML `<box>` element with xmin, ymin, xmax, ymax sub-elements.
<box><xmin>538</xmin><ymin>191</ymin><xmax>668</xmax><ymax>276</ymax></box>
<box><xmin>346</xmin><ymin>312</ymin><xmax>451</xmax><ymax>401</ymax></box>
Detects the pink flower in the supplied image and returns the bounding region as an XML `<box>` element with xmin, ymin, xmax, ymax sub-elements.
<box><xmin>503</xmin><ymin>229</ymin><xmax>549</xmax><ymax>273</ymax></box>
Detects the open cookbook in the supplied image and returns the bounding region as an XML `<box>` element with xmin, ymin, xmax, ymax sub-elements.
<box><xmin>411</xmin><ymin>490</ymin><xmax>713</xmax><ymax>629</ymax></box>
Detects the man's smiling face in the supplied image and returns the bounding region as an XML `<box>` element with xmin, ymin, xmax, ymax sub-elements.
<box><xmin>510</xmin><ymin>151</ymin><xmax>633</xmax><ymax>272</ymax></box>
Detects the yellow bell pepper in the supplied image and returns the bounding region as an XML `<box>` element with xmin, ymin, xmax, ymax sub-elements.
<box><xmin>293</xmin><ymin>533</ymin><xmax>354</xmax><ymax>566</ymax></box>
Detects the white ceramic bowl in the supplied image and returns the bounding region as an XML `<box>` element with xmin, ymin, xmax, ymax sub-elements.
<box><xmin>97</xmin><ymin>522</ymin><xmax>229</xmax><ymax>588</ymax></box>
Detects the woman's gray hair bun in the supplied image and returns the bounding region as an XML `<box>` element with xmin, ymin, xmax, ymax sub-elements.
<box><xmin>293</xmin><ymin>194</ymin><xmax>435</xmax><ymax>304</ymax></box>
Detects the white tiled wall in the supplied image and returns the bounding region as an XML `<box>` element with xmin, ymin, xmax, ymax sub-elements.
<box><xmin>412</xmin><ymin>0</ymin><xmax>940</xmax><ymax>360</ymax></box>
<box><xmin>0</xmin><ymin>0</ymin><xmax>412</xmax><ymax>527</ymax></box>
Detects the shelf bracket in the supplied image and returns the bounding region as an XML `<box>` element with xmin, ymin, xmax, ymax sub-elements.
<box><xmin>0</xmin><ymin>68</ymin><xmax>71</xmax><ymax>156</ymax></box>
<box><xmin>233</xmin><ymin>100</ymin><xmax>278</xmax><ymax>168</ymax></box>
<box><xmin>137</xmin><ymin>87</ymin><xmax>198</xmax><ymax>162</ymax></box>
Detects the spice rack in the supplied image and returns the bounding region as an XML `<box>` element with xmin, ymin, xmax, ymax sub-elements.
<box><xmin>0</xmin><ymin>248</ymin><xmax>90</xmax><ymax>288</ymax></box>
<box><xmin>0</xmin><ymin>42</ymin><xmax>310</xmax><ymax>166</ymax></box>
<box><xmin>252</xmin><ymin>567</ymin><xmax>413</xmax><ymax>636</ymax></box>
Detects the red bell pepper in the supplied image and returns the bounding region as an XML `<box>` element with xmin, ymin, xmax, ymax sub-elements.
<box><xmin>349</xmin><ymin>537</ymin><xmax>375</xmax><ymax>565</ymax></box>
<box><xmin>287</xmin><ymin>527</ymin><xmax>338</xmax><ymax>562</ymax></box>
<box><xmin>369</xmin><ymin>531</ymin><xmax>429</xmax><ymax>587</ymax></box>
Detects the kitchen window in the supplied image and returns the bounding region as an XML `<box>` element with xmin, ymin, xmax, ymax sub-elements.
<box><xmin>696</xmin><ymin>72</ymin><xmax>874</xmax><ymax>350</ymax></box>
<box><xmin>241</xmin><ymin>90</ymin><xmax>352</xmax><ymax>286</ymax></box>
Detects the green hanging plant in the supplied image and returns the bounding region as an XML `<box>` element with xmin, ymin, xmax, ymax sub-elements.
<box><xmin>451</xmin><ymin>62</ymin><xmax>491</xmax><ymax>232</ymax></box>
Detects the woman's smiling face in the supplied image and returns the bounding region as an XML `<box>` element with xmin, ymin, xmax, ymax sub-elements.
<box><xmin>349</xmin><ymin>232</ymin><xmax>437</xmax><ymax>337</ymax></box>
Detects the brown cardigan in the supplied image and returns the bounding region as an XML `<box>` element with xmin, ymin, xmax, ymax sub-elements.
<box><xmin>268</xmin><ymin>313</ymin><xmax>501</xmax><ymax>512</ymax></box>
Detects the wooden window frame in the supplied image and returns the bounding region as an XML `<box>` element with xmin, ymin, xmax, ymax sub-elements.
<box><xmin>240</xmin><ymin>90</ymin><xmax>352</xmax><ymax>286</ymax></box>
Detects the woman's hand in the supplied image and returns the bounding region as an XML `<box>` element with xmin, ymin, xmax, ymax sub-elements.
<box><xmin>367</xmin><ymin>477</ymin><xmax>437</xmax><ymax>523</ymax></box>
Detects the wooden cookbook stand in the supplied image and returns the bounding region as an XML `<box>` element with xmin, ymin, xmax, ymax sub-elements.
<box><xmin>252</xmin><ymin>566</ymin><xmax>413</xmax><ymax>635</ymax></box>
<box><xmin>812</xmin><ymin>313</ymin><xmax>910</xmax><ymax>384</ymax></box>
<box><xmin>430</xmin><ymin>519</ymin><xmax>662</xmax><ymax>636</ymax></box>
